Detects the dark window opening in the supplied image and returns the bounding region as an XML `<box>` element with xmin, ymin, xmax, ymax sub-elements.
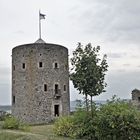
<box><xmin>64</xmin><ymin>85</ymin><xmax>66</xmax><ymax>91</ymax></box>
<box><xmin>54</xmin><ymin>105</ymin><xmax>59</xmax><ymax>116</ymax></box>
<box><xmin>12</xmin><ymin>95</ymin><xmax>15</xmax><ymax>104</ymax></box>
<box><xmin>39</xmin><ymin>62</ymin><xmax>43</xmax><ymax>68</ymax></box>
<box><xmin>55</xmin><ymin>84</ymin><xmax>58</xmax><ymax>94</ymax></box>
<box><xmin>44</xmin><ymin>84</ymin><xmax>47</xmax><ymax>91</ymax></box>
<box><xmin>13</xmin><ymin>65</ymin><xmax>15</xmax><ymax>71</ymax></box>
<box><xmin>138</xmin><ymin>97</ymin><xmax>140</xmax><ymax>102</ymax></box>
<box><xmin>54</xmin><ymin>63</ymin><xmax>58</xmax><ymax>68</ymax></box>
<box><xmin>22</xmin><ymin>63</ymin><xmax>25</xmax><ymax>69</ymax></box>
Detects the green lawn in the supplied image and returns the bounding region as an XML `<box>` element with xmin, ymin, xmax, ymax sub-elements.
<box><xmin>0</xmin><ymin>124</ymin><xmax>78</xmax><ymax>140</ymax></box>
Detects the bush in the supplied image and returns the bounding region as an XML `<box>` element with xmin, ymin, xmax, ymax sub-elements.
<box><xmin>96</xmin><ymin>100</ymin><xmax>140</xmax><ymax>140</ymax></box>
<box><xmin>54</xmin><ymin>98</ymin><xmax>140</xmax><ymax>140</ymax></box>
<box><xmin>2</xmin><ymin>115</ymin><xmax>29</xmax><ymax>131</ymax></box>
<box><xmin>54</xmin><ymin>108</ymin><xmax>97</xmax><ymax>139</ymax></box>
<box><xmin>71</xmin><ymin>109</ymin><xmax>97</xmax><ymax>139</ymax></box>
<box><xmin>2</xmin><ymin>115</ymin><xmax>20</xmax><ymax>129</ymax></box>
<box><xmin>54</xmin><ymin>116</ymin><xmax>74</xmax><ymax>137</ymax></box>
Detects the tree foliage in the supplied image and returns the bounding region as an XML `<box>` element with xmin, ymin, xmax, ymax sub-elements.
<box><xmin>70</xmin><ymin>43</ymin><xmax>108</xmax><ymax>113</ymax></box>
<box><xmin>54</xmin><ymin>97</ymin><xmax>140</xmax><ymax>140</ymax></box>
<box><xmin>96</xmin><ymin>98</ymin><xmax>140</xmax><ymax>140</ymax></box>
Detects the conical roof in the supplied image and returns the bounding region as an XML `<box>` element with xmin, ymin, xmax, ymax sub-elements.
<box><xmin>35</xmin><ymin>38</ymin><xmax>46</xmax><ymax>43</ymax></box>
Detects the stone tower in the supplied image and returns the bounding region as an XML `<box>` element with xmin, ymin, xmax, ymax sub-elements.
<box><xmin>12</xmin><ymin>39</ymin><xmax>70</xmax><ymax>124</ymax></box>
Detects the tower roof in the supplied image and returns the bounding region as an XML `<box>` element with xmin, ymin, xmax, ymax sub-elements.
<box><xmin>35</xmin><ymin>38</ymin><xmax>46</xmax><ymax>44</ymax></box>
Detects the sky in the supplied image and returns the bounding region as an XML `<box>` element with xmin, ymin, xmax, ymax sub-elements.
<box><xmin>0</xmin><ymin>0</ymin><xmax>140</xmax><ymax>105</ymax></box>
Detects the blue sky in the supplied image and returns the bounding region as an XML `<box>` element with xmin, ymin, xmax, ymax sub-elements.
<box><xmin>0</xmin><ymin>0</ymin><xmax>140</xmax><ymax>105</ymax></box>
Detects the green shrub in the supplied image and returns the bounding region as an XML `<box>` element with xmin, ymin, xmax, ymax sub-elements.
<box><xmin>71</xmin><ymin>109</ymin><xmax>97</xmax><ymax>139</ymax></box>
<box><xmin>2</xmin><ymin>115</ymin><xmax>20</xmax><ymax>129</ymax></box>
<box><xmin>54</xmin><ymin>116</ymin><xmax>74</xmax><ymax>137</ymax></box>
<box><xmin>96</xmin><ymin>100</ymin><xmax>140</xmax><ymax>140</ymax></box>
<box><xmin>54</xmin><ymin>98</ymin><xmax>140</xmax><ymax>140</ymax></box>
<box><xmin>54</xmin><ymin>109</ymin><xmax>97</xmax><ymax>139</ymax></box>
<box><xmin>2</xmin><ymin>115</ymin><xmax>30</xmax><ymax>131</ymax></box>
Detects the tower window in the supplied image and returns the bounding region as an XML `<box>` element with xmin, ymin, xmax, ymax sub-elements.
<box><xmin>44</xmin><ymin>84</ymin><xmax>47</xmax><ymax>91</ymax></box>
<box><xmin>39</xmin><ymin>62</ymin><xmax>43</xmax><ymax>68</ymax></box>
<box><xmin>12</xmin><ymin>95</ymin><xmax>15</xmax><ymax>104</ymax></box>
<box><xmin>54</xmin><ymin>105</ymin><xmax>59</xmax><ymax>117</ymax></box>
<box><xmin>53</xmin><ymin>62</ymin><xmax>59</xmax><ymax>69</ymax></box>
<box><xmin>55</xmin><ymin>84</ymin><xmax>59</xmax><ymax>94</ymax></box>
<box><xmin>55</xmin><ymin>63</ymin><xmax>58</xmax><ymax>68</ymax></box>
<box><xmin>22</xmin><ymin>63</ymin><xmax>25</xmax><ymax>69</ymax></box>
<box><xmin>64</xmin><ymin>85</ymin><xmax>66</xmax><ymax>91</ymax></box>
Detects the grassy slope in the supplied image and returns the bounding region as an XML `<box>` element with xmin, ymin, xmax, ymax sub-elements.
<box><xmin>0</xmin><ymin>125</ymin><xmax>77</xmax><ymax>140</ymax></box>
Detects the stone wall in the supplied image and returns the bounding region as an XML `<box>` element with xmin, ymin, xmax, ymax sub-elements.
<box><xmin>12</xmin><ymin>43</ymin><xmax>70</xmax><ymax>124</ymax></box>
<box><xmin>132</xmin><ymin>89</ymin><xmax>140</xmax><ymax>101</ymax></box>
<box><xmin>131</xmin><ymin>89</ymin><xmax>140</xmax><ymax>109</ymax></box>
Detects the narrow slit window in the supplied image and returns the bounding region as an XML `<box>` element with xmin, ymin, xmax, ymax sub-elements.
<box><xmin>44</xmin><ymin>84</ymin><xmax>47</xmax><ymax>91</ymax></box>
<box><xmin>39</xmin><ymin>62</ymin><xmax>43</xmax><ymax>68</ymax></box>
<box><xmin>22</xmin><ymin>63</ymin><xmax>25</xmax><ymax>69</ymax></box>
<box><xmin>12</xmin><ymin>95</ymin><xmax>15</xmax><ymax>104</ymax></box>
<box><xmin>64</xmin><ymin>85</ymin><xmax>66</xmax><ymax>91</ymax></box>
<box><xmin>55</xmin><ymin>84</ymin><xmax>58</xmax><ymax>94</ymax></box>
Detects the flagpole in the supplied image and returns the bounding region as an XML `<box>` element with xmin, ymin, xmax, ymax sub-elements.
<box><xmin>39</xmin><ymin>10</ymin><xmax>41</xmax><ymax>39</ymax></box>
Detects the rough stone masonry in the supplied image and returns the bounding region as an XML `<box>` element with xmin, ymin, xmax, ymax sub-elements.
<box><xmin>12</xmin><ymin>40</ymin><xmax>70</xmax><ymax>124</ymax></box>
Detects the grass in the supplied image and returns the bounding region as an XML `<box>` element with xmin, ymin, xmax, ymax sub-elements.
<box><xmin>0</xmin><ymin>123</ymin><xmax>79</xmax><ymax>140</ymax></box>
<box><xmin>0</xmin><ymin>132</ymin><xmax>23</xmax><ymax>140</ymax></box>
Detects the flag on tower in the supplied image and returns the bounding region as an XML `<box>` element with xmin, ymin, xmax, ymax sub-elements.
<box><xmin>38</xmin><ymin>10</ymin><xmax>46</xmax><ymax>39</ymax></box>
<box><xmin>39</xmin><ymin>13</ymin><xmax>46</xmax><ymax>20</ymax></box>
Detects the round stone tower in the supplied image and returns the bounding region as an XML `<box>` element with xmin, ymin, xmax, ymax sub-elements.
<box><xmin>12</xmin><ymin>39</ymin><xmax>70</xmax><ymax>124</ymax></box>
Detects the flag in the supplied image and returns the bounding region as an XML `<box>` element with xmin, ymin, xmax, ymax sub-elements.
<box><xmin>40</xmin><ymin>13</ymin><xmax>46</xmax><ymax>20</ymax></box>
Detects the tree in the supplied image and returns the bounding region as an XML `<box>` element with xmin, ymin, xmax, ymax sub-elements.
<box><xmin>70</xmin><ymin>43</ymin><xmax>108</xmax><ymax>116</ymax></box>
